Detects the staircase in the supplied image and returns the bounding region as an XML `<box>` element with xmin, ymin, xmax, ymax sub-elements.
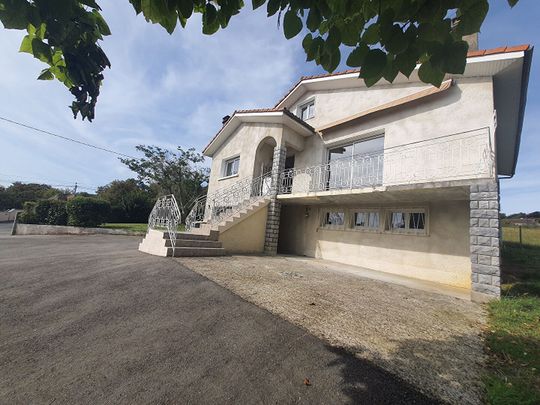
<box><xmin>139</xmin><ymin>174</ymin><xmax>273</xmax><ymax>257</ymax></box>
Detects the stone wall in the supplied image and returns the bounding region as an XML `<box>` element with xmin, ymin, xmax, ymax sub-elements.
<box><xmin>470</xmin><ymin>180</ymin><xmax>501</xmax><ymax>302</ymax></box>
<box><xmin>264</xmin><ymin>145</ymin><xmax>287</xmax><ymax>254</ymax></box>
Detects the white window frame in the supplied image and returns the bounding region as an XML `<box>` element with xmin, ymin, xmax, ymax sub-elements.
<box><xmin>297</xmin><ymin>98</ymin><xmax>315</xmax><ymax>121</ymax></box>
<box><xmin>350</xmin><ymin>209</ymin><xmax>381</xmax><ymax>232</ymax></box>
<box><xmin>221</xmin><ymin>155</ymin><xmax>240</xmax><ymax>179</ymax></box>
<box><xmin>384</xmin><ymin>208</ymin><xmax>428</xmax><ymax>235</ymax></box>
<box><xmin>321</xmin><ymin>210</ymin><xmax>346</xmax><ymax>230</ymax></box>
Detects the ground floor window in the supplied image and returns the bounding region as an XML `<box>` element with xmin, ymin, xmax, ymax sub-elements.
<box><xmin>319</xmin><ymin>207</ymin><xmax>428</xmax><ymax>235</ymax></box>
<box><xmin>385</xmin><ymin>209</ymin><xmax>426</xmax><ymax>235</ymax></box>
<box><xmin>322</xmin><ymin>211</ymin><xmax>345</xmax><ymax>229</ymax></box>
<box><xmin>353</xmin><ymin>211</ymin><xmax>380</xmax><ymax>230</ymax></box>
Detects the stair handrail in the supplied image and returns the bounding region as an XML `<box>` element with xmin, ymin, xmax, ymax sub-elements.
<box><xmin>148</xmin><ymin>194</ymin><xmax>181</xmax><ymax>255</ymax></box>
<box><xmin>185</xmin><ymin>172</ymin><xmax>273</xmax><ymax>231</ymax></box>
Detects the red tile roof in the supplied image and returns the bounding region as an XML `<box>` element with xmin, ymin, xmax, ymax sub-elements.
<box><xmin>273</xmin><ymin>44</ymin><xmax>531</xmax><ymax>107</ymax></box>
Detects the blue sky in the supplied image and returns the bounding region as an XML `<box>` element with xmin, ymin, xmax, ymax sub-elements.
<box><xmin>0</xmin><ymin>1</ymin><xmax>538</xmax><ymax>213</ymax></box>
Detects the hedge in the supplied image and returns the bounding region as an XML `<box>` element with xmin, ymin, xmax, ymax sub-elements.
<box><xmin>66</xmin><ymin>197</ymin><xmax>110</xmax><ymax>227</ymax></box>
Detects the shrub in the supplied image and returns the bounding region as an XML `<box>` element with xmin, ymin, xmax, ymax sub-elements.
<box><xmin>18</xmin><ymin>201</ymin><xmax>38</xmax><ymax>224</ymax></box>
<box><xmin>34</xmin><ymin>200</ymin><xmax>67</xmax><ymax>225</ymax></box>
<box><xmin>66</xmin><ymin>197</ymin><xmax>111</xmax><ymax>227</ymax></box>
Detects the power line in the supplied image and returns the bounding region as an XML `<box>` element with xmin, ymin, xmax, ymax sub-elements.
<box><xmin>0</xmin><ymin>115</ymin><xmax>137</xmax><ymax>159</ymax></box>
<box><xmin>0</xmin><ymin>172</ymin><xmax>98</xmax><ymax>190</ymax></box>
<box><xmin>0</xmin><ymin>177</ymin><xmax>97</xmax><ymax>191</ymax></box>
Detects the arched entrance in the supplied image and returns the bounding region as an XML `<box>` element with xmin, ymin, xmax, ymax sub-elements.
<box><xmin>252</xmin><ymin>137</ymin><xmax>277</xmax><ymax>195</ymax></box>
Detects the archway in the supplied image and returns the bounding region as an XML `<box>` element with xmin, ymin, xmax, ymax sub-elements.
<box><xmin>252</xmin><ymin>136</ymin><xmax>277</xmax><ymax>196</ymax></box>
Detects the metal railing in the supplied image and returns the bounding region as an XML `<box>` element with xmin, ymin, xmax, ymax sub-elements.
<box><xmin>279</xmin><ymin>127</ymin><xmax>494</xmax><ymax>194</ymax></box>
<box><xmin>185</xmin><ymin>172</ymin><xmax>273</xmax><ymax>232</ymax></box>
<box><xmin>148</xmin><ymin>194</ymin><xmax>181</xmax><ymax>254</ymax></box>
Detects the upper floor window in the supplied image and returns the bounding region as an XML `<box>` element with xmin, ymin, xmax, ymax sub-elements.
<box><xmin>298</xmin><ymin>100</ymin><xmax>315</xmax><ymax>121</ymax></box>
<box><xmin>223</xmin><ymin>156</ymin><xmax>240</xmax><ymax>177</ymax></box>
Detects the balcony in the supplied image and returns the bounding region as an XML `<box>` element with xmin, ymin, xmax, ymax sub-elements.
<box><xmin>278</xmin><ymin>128</ymin><xmax>494</xmax><ymax>197</ymax></box>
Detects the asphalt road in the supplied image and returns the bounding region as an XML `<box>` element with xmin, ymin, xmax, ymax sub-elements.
<box><xmin>0</xmin><ymin>233</ymin><xmax>437</xmax><ymax>404</ymax></box>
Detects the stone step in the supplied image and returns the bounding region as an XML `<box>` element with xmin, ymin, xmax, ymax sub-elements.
<box><xmin>167</xmin><ymin>247</ymin><xmax>226</xmax><ymax>257</ymax></box>
<box><xmin>165</xmin><ymin>239</ymin><xmax>222</xmax><ymax>248</ymax></box>
<box><xmin>163</xmin><ymin>230</ymin><xmax>219</xmax><ymax>241</ymax></box>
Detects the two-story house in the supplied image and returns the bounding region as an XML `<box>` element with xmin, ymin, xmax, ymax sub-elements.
<box><xmin>140</xmin><ymin>42</ymin><xmax>533</xmax><ymax>303</ymax></box>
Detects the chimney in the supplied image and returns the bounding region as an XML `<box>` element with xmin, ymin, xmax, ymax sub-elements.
<box><xmin>451</xmin><ymin>18</ymin><xmax>479</xmax><ymax>51</ymax></box>
<box><xmin>222</xmin><ymin>115</ymin><xmax>230</xmax><ymax>125</ymax></box>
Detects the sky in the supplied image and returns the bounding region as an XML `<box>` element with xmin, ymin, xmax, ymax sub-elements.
<box><xmin>0</xmin><ymin>1</ymin><xmax>538</xmax><ymax>213</ymax></box>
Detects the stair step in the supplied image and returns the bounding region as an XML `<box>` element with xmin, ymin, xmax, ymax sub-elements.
<box><xmin>164</xmin><ymin>231</ymin><xmax>219</xmax><ymax>241</ymax></box>
<box><xmin>168</xmin><ymin>247</ymin><xmax>226</xmax><ymax>257</ymax></box>
<box><xmin>165</xmin><ymin>239</ymin><xmax>222</xmax><ymax>248</ymax></box>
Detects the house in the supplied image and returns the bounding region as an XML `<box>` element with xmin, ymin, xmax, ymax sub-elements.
<box><xmin>140</xmin><ymin>41</ymin><xmax>533</xmax><ymax>303</ymax></box>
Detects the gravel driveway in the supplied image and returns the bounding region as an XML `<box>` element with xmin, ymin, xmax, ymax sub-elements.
<box><xmin>0</xmin><ymin>234</ymin><xmax>435</xmax><ymax>404</ymax></box>
<box><xmin>180</xmin><ymin>255</ymin><xmax>487</xmax><ymax>404</ymax></box>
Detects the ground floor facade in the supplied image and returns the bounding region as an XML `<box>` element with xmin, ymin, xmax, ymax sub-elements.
<box><xmin>278</xmin><ymin>199</ymin><xmax>471</xmax><ymax>289</ymax></box>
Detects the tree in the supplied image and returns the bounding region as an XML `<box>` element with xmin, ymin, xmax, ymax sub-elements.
<box><xmin>120</xmin><ymin>145</ymin><xmax>209</xmax><ymax>222</ymax></box>
<box><xmin>0</xmin><ymin>0</ymin><xmax>520</xmax><ymax>121</ymax></box>
<box><xmin>97</xmin><ymin>178</ymin><xmax>154</xmax><ymax>223</ymax></box>
<box><xmin>0</xmin><ymin>182</ymin><xmax>63</xmax><ymax>210</ymax></box>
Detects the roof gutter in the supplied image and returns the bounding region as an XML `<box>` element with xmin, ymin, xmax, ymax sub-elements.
<box><xmin>508</xmin><ymin>46</ymin><xmax>534</xmax><ymax>178</ymax></box>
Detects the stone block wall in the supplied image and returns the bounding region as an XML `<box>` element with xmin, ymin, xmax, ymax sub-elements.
<box><xmin>264</xmin><ymin>145</ymin><xmax>286</xmax><ymax>254</ymax></box>
<box><xmin>470</xmin><ymin>180</ymin><xmax>501</xmax><ymax>302</ymax></box>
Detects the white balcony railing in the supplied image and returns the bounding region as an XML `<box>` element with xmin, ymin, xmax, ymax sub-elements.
<box><xmin>279</xmin><ymin>127</ymin><xmax>494</xmax><ymax>195</ymax></box>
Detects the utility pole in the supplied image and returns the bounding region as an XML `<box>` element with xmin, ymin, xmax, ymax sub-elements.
<box><xmin>73</xmin><ymin>182</ymin><xmax>78</xmax><ymax>195</ymax></box>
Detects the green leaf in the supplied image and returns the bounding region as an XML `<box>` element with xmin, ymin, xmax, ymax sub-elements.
<box><xmin>0</xmin><ymin>0</ymin><xmax>30</xmax><ymax>29</ymax></box>
<box><xmin>252</xmin><ymin>0</ymin><xmax>266</xmax><ymax>10</ymax></box>
<box><xmin>306</xmin><ymin>36</ymin><xmax>324</xmax><ymax>61</ymax></box>
<box><xmin>418</xmin><ymin>60</ymin><xmax>445</xmax><ymax>87</ymax></box>
<box><xmin>37</xmin><ymin>68</ymin><xmax>54</xmax><ymax>80</ymax></box>
<box><xmin>92</xmin><ymin>10</ymin><xmax>111</xmax><ymax>36</ymax></box>
<box><xmin>302</xmin><ymin>33</ymin><xmax>313</xmax><ymax>53</ymax></box>
<box><xmin>176</xmin><ymin>0</ymin><xmax>193</xmax><ymax>19</ymax></box>
<box><xmin>283</xmin><ymin>10</ymin><xmax>302</xmax><ymax>40</ymax></box>
<box><xmin>362</xmin><ymin>23</ymin><xmax>380</xmax><ymax>45</ymax></box>
<box><xmin>507</xmin><ymin>0</ymin><xmax>519</xmax><ymax>6</ymax></box>
<box><xmin>383</xmin><ymin>56</ymin><xmax>399</xmax><ymax>82</ymax></box>
<box><xmin>19</xmin><ymin>35</ymin><xmax>33</xmax><ymax>54</ymax></box>
<box><xmin>140</xmin><ymin>0</ymin><xmax>169</xmax><ymax>23</ymax></box>
<box><xmin>360</xmin><ymin>48</ymin><xmax>387</xmax><ymax>79</ymax></box>
<box><xmin>346</xmin><ymin>43</ymin><xmax>369</xmax><ymax>67</ymax></box>
<box><xmin>385</xmin><ymin>25</ymin><xmax>408</xmax><ymax>55</ymax></box>
<box><xmin>455</xmin><ymin>0</ymin><xmax>489</xmax><ymax>36</ymax></box>
<box><xmin>306</xmin><ymin>7</ymin><xmax>322</xmax><ymax>32</ymax></box>
<box><xmin>321</xmin><ymin>47</ymin><xmax>340</xmax><ymax>72</ymax></box>
<box><xmin>267</xmin><ymin>0</ymin><xmax>280</xmax><ymax>16</ymax></box>
<box><xmin>326</xmin><ymin>26</ymin><xmax>341</xmax><ymax>50</ymax></box>
<box><xmin>442</xmin><ymin>40</ymin><xmax>468</xmax><ymax>74</ymax></box>
<box><xmin>30</xmin><ymin>38</ymin><xmax>52</xmax><ymax>64</ymax></box>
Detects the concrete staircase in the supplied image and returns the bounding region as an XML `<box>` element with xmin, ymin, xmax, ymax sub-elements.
<box><xmin>139</xmin><ymin>197</ymin><xmax>270</xmax><ymax>257</ymax></box>
<box><xmin>191</xmin><ymin>197</ymin><xmax>270</xmax><ymax>235</ymax></box>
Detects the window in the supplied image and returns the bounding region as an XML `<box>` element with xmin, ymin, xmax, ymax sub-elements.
<box><xmin>327</xmin><ymin>136</ymin><xmax>384</xmax><ymax>189</ymax></box>
<box><xmin>223</xmin><ymin>156</ymin><xmax>239</xmax><ymax>177</ymax></box>
<box><xmin>298</xmin><ymin>100</ymin><xmax>315</xmax><ymax>120</ymax></box>
<box><xmin>322</xmin><ymin>211</ymin><xmax>345</xmax><ymax>228</ymax></box>
<box><xmin>353</xmin><ymin>211</ymin><xmax>380</xmax><ymax>230</ymax></box>
<box><xmin>385</xmin><ymin>209</ymin><xmax>427</xmax><ymax>234</ymax></box>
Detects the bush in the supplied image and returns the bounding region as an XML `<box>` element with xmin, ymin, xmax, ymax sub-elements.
<box><xmin>18</xmin><ymin>200</ymin><xmax>68</xmax><ymax>225</ymax></box>
<box><xmin>34</xmin><ymin>200</ymin><xmax>67</xmax><ymax>225</ymax></box>
<box><xmin>18</xmin><ymin>201</ymin><xmax>38</xmax><ymax>224</ymax></box>
<box><xmin>66</xmin><ymin>197</ymin><xmax>111</xmax><ymax>227</ymax></box>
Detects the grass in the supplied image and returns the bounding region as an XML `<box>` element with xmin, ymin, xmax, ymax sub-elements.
<box><xmin>502</xmin><ymin>226</ymin><xmax>540</xmax><ymax>246</ymax></box>
<box><xmin>100</xmin><ymin>223</ymin><xmax>186</xmax><ymax>233</ymax></box>
<box><xmin>100</xmin><ymin>223</ymin><xmax>148</xmax><ymax>233</ymax></box>
<box><xmin>484</xmin><ymin>227</ymin><xmax>540</xmax><ymax>404</ymax></box>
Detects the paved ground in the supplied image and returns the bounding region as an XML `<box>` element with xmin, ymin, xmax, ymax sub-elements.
<box><xmin>0</xmin><ymin>233</ymin><xmax>436</xmax><ymax>404</ymax></box>
<box><xmin>180</xmin><ymin>255</ymin><xmax>487</xmax><ymax>404</ymax></box>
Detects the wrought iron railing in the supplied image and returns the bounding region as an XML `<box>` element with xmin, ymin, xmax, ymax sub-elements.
<box><xmin>185</xmin><ymin>172</ymin><xmax>273</xmax><ymax>231</ymax></box>
<box><xmin>148</xmin><ymin>194</ymin><xmax>181</xmax><ymax>254</ymax></box>
<box><xmin>279</xmin><ymin>127</ymin><xmax>494</xmax><ymax>194</ymax></box>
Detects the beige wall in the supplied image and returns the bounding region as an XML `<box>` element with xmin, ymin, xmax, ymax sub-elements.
<box><xmin>278</xmin><ymin>200</ymin><xmax>471</xmax><ymax>289</ymax></box>
<box><xmin>207</xmin><ymin>123</ymin><xmax>283</xmax><ymax>197</ymax></box>
<box><xmin>290</xmin><ymin>78</ymin><xmax>496</xmax><ymax>173</ymax></box>
<box><xmin>219</xmin><ymin>206</ymin><xmax>268</xmax><ymax>254</ymax></box>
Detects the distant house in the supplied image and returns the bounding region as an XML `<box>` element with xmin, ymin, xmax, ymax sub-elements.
<box><xmin>141</xmin><ymin>42</ymin><xmax>533</xmax><ymax>303</ymax></box>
